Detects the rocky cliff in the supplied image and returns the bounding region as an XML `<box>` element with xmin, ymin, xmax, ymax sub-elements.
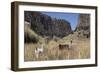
<box><xmin>76</xmin><ymin>14</ymin><xmax>90</xmax><ymax>31</ymax></box>
<box><xmin>24</xmin><ymin>11</ymin><xmax>72</xmax><ymax>38</ymax></box>
<box><xmin>75</xmin><ymin>14</ymin><xmax>90</xmax><ymax>38</ymax></box>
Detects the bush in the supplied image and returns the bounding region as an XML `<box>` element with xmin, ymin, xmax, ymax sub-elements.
<box><xmin>24</xmin><ymin>26</ymin><xmax>39</xmax><ymax>43</ymax></box>
<box><xmin>24</xmin><ymin>33</ymin><xmax>39</xmax><ymax>43</ymax></box>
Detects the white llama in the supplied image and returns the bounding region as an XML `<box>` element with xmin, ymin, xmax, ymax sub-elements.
<box><xmin>35</xmin><ymin>44</ymin><xmax>44</xmax><ymax>58</ymax></box>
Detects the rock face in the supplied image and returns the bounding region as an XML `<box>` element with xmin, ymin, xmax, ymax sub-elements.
<box><xmin>76</xmin><ymin>14</ymin><xmax>90</xmax><ymax>31</ymax></box>
<box><xmin>24</xmin><ymin>11</ymin><xmax>72</xmax><ymax>38</ymax></box>
<box><xmin>75</xmin><ymin>14</ymin><xmax>90</xmax><ymax>38</ymax></box>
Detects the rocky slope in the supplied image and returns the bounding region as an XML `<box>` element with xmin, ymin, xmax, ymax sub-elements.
<box><xmin>75</xmin><ymin>14</ymin><xmax>90</xmax><ymax>38</ymax></box>
<box><xmin>24</xmin><ymin>11</ymin><xmax>72</xmax><ymax>38</ymax></box>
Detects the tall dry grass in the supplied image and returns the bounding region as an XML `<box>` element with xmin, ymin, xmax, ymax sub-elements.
<box><xmin>24</xmin><ymin>34</ymin><xmax>90</xmax><ymax>61</ymax></box>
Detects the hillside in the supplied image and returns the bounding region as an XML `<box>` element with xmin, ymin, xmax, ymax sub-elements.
<box><xmin>24</xmin><ymin>21</ymin><xmax>44</xmax><ymax>43</ymax></box>
<box><xmin>75</xmin><ymin>14</ymin><xmax>90</xmax><ymax>38</ymax></box>
<box><xmin>24</xmin><ymin>11</ymin><xmax>72</xmax><ymax>38</ymax></box>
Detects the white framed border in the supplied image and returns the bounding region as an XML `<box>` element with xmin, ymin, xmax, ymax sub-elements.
<box><xmin>18</xmin><ymin>5</ymin><xmax>96</xmax><ymax>68</ymax></box>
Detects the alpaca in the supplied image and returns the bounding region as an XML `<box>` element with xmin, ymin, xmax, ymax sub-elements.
<box><xmin>35</xmin><ymin>44</ymin><xmax>44</xmax><ymax>58</ymax></box>
<box><xmin>59</xmin><ymin>44</ymin><xmax>69</xmax><ymax>50</ymax></box>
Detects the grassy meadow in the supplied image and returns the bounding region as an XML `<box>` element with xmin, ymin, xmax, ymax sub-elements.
<box><xmin>24</xmin><ymin>30</ymin><xmax>90</xmax><ymax>61</ymax></box>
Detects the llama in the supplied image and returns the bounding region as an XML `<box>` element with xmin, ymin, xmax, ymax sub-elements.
<box><xmin>59</xmin><ymin>44</ymin><xmax>69</xmax><ymax>50</ymax></box>
<box><xmin>59</xmin><ymin>39</ymin><xmax>73</xmax><ymax>50</ymax></box>
<box><xmin>35</xmin><ymin>44</ymin><xmax>44</xmax><ymax>58</ymax></box>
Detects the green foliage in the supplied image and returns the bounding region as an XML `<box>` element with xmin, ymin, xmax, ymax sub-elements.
<box><xmin>24</xmin><ymin>26</ymin><xmax>40</xmax><ymax>43</ymax></box>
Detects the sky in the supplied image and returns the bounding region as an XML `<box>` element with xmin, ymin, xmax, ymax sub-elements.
<box><xmin>42</xmin><ymin>12</ymin><xmax>80</xmax><ymax>30</ymax></box>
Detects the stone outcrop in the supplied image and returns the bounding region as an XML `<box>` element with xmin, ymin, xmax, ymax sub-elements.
<box><xmin>75</xmin><ymin>14</ymin><xmax>90</xmax><ymax>38</ymax></box>
<box><xmin>24</xmin><ymin>11</ymin><xmax>72</xmax><ymax>38</ymax></box>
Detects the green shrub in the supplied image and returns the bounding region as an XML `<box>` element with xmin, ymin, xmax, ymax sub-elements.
<box><xmin>24</xmin><ymin>26</ymin><xmax>39</xmax><ymax>43</ymax></box>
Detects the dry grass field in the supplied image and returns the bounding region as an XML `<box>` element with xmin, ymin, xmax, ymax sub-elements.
<box><xmin>24</xmin><ymin>32</ymin><xmax>90</xmax><ymax>61</ymax></box>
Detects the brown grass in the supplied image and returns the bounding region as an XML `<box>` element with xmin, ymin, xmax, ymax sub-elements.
<box><xmin>24</xmin><ymin>33</ymin><xmax>90</xmax><ymax>61</ymax></box>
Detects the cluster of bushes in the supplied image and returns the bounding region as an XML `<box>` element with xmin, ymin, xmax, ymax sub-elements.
<box><xmin>24</xmin><ymin>27</ymin><xmax>39</xmax><ymax>43</ymax></box>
